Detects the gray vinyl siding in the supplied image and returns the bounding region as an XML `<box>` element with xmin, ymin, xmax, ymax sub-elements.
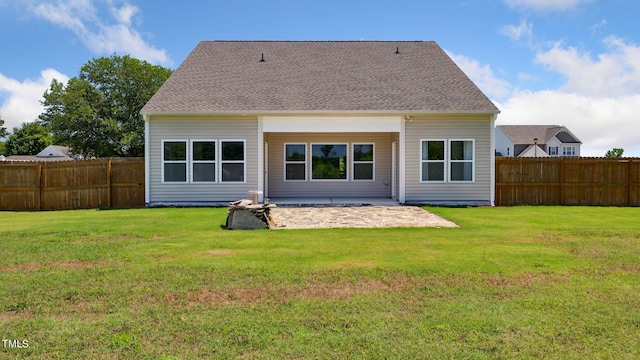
<box><xmin>266</xmin><ymin>133</ymin><xmax>393</xmax><ymax>198</ymax></box>
<box><xmin>404</xmin><ymin>116</ymin><xmax>493</xmax><ymax>204</ymax></box>
<box><xmin>147</xmin><ymin>116</ymin><xmax>259</xmax><ymax>203</ymax></box>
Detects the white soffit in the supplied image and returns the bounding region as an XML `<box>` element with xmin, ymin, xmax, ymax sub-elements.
<box><xmin>262</xmin><ymin>116</ymin><xmax>402</xmax><ymax>132</ymax></box>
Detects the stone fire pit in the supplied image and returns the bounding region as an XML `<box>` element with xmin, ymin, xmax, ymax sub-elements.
<box><xmin>226</xmin><ymin>199</ymin><xmax>276</xmax><ymax>230</ymax></box>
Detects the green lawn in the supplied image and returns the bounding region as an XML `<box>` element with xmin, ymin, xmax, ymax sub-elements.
<box><xmin>1</xmin><ymin>206</ymin><xmax>639</xmax><ymax>359</ymax></box>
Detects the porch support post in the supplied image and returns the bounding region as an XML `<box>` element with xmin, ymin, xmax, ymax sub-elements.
<box><xmin>399</xmin><ymin>120</ymin><xmax>406</xmax><ymax>203</ymax></box>
<box><xmin>257</xmin><ymin>117</ymin><xmax>265</xmax><ymax>202</ymax></box>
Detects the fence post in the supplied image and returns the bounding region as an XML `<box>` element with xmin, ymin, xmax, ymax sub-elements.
<box><xmin>106</xmin><ymin>158</ymin><xmax>112</xmax><ymax>209</ymax></box>
<box><xmin>495</xmin><ymin>158</ymin><xmax>500</xmax><ymax>206</ymax></box>
<box><xmin>559</xmin><ymin>158</ymin><xmax>565</xmax><ymax>206</ymax></box>
<box><xmin>37</xmin><ymin>163</ymin><xmax>43</xmax><ymax>211</ymax></box>
<box><xmin>628</xmin><ymin>159</ymin><xmax>632</xmax><ymax>207</ymax></box>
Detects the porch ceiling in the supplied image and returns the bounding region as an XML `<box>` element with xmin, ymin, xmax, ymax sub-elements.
<box><xmin>262</xmin><ymin>116</ymin><xmax>402</xmax><ymax>133</ymax></box>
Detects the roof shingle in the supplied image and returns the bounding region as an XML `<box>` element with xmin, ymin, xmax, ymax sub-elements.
<box><xmin>142</xmin><ymin>41</ymin><xmax>499</xmax><ymax>114</ymax></box>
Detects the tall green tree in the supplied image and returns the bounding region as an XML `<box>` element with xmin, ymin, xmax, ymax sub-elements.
<box><xmin>39</xmin><ymin>55</ymin><xmax>172</xmax><ymax>158</ymax></box>
<box><xmin>0</xmin><ymin>117</ymin><xmax>8</xmax><ymax>138</ymax></box>
<box><xmin>5</xmin><ymin>122</ymin><xmax>52</xmax><ymax>155</ymax></box>
<box><xmin>605</xmin><ymin>148</ymin><xmax>624</xmax><ymax>158</ymax></box>
<box><xmin>0</xmin><ymin>117</ymin><xmax>8</xmax><ymax>155</ymax></box>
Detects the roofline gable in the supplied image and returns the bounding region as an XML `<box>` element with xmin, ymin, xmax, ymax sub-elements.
<box><xmin>552</xmin><ymin>127</ymin><xmax>582</xmax><ymax>144</ymax></box>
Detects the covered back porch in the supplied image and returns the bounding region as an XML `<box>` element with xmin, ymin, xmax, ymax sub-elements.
<box><xmin>259</xmin><ymin>115</ymin><xmax>405</xmax><ymax>202</ymax></box>
<box><xmin>263</xmin><ymin>132</ymin><xmax>399</xmax><ymax>200</ymax></box>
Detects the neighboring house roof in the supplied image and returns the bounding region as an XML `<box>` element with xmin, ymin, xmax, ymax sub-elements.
<box><xmin>36</xmin><ymin>145</ymin><xmax>72</xmax><ymax>158</ymax></box>
<box><xmin>2</xmin><ymin>145</ymin><xmax>75</xmax><ymax>162</ymax></box>
<box><xmin>497</xmin><ymin>125</ymin><xmax>582</xmax><ymax>145</ymax></box>
<box><xmin>519</xmin><ymin>144</ymin><xmax>549</xmax><ymax>157</ymax></box>
<box><xmin>142</xmin><ymin>41</ymin><xmax>499</xmax><ymax>115</ymax></box>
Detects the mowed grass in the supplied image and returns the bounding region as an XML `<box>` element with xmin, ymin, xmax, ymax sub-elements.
<box><xmin>1</xmin><ymin>206</ymin><xmax>639</xmax><ymax>359</ymax></box>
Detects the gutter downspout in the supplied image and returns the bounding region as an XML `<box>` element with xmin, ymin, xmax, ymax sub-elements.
<box><xmin>399</xmin><ymin>116</ymin><xmax>406</xmax><ymax>204</ymax></box>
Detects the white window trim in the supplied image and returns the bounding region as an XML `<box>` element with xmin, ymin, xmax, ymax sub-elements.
<box><xmin>220</xmin><ymin>139</ymin><xmax>247</xmax><ymax>183</ymax></box>
<box><xmin>449</xmin><ymin>139</ymin><xmax>475</xmax><ymax>183</ymax></box>
<box><xmin>161</xmin><ymin>139</ymin><xmax>188</xmax><ymax>184</ymax></box>
<box><xmin>190</xmin><ymin>139</ymin><xmax>217</xmax><ymax>183</ymax></box>
<box><xmin>310</xmin><ymin>142</ymin><xmax>349</xmax><ymax>182</ymax></box>
<box><xmin>549</xmin><ymin>146</ymin><xmax>559</xmax><ymax>156</ymax></box>
<box><xmin>562</xmin><ymin>146</ymin><xmax>576</xmax><ymax>156</ymax></box>
<box><xmin>284</xmin><ymin>143</ymin><xmax>307</xmax><ymax>182</ymax></box>
<box><xmin>420</xmin><ymin>139</ymin><xmax>447</xmax><ymax>183</ymax></box>
<box><xmin>161</xmin><ymin>139</ymin><xmax>247</xmax><ymax>184</ymax></box>
<box><xmin>352</xmin><ymin>143</ymin><xmax>375</xmax><ymax>181</ymax></box>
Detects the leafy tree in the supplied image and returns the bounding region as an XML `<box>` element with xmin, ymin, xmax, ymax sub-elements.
<box><xmin>5</xmin><ymin>122</ymin><xmax>52</xmax><ymax>155</ymax></box>
<box><xmin>39</xmin><ymin>55</ymin><xmax>172</xmax><ymax>158</ymax></box>
<box><xmin>0</xmin><ymin>117</ymin><xmax>7</xmax><ymax>155</ymax></box>
<box><xmin>0</xmin><ymin>117</ymin><xmax>8</xmax><ymax>138</ymax></box>
<box><xmin>605</xmin><ymin>148</ymin><xmax>624</xmax><ymax>158</ymax></box>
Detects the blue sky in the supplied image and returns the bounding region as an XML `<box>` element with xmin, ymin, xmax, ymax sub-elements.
<box><xmin>1</xmin><ymin>0</ymin><xmax>639</xmax><ymax>156</ymax></box>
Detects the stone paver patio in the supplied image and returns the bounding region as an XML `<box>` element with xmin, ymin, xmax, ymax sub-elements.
<box><xmin>269</xmin><ymin>206</ymin><xmax>458</xmax><ymax>229</ymax></box>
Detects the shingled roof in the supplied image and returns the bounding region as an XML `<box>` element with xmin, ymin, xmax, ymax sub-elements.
<box><xmin>498</xmin><ymin>125</ymin><xmax>582</xmax><ymax>145</ymax></box>
<box><xmin>142</xmin><ymin>41</ymin><xmax>499</xmax><ymax>114</ymax></box>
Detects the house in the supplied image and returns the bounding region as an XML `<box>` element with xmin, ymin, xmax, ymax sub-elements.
<box><xmin>141</xmin><ymin>41</ymin><xmax>500</xmax><ymax>206</ymax></box>
<box><xmin>495</xmin><ymin>125</ymin><xmax>582</xmax><ymax>157</ymax></box>
<box><xmin>2</xmin><ymin>145</ymin><xmax>76</xmax><ymax>162</ymax></box>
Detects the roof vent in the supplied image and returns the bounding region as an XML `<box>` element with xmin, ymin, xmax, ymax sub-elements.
<box><xmin>259</xmin><ymin>53</ymin><xmax>265</xmax><ymax>62</ymax></box>
<box><xmin>395</xmin><ymin>47</ymin><xmax>400</xmax><ymax>54</ymax></box>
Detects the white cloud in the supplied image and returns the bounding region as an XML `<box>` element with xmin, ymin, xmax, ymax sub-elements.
<box><xmin>504</xmin><ymin>0</ymin><xmax>590</xmax><ymax>11</ymax></box>
<box><xmin>29</xmin><ymin>0</ymin><xmax>171</xmax><ymax>66</ymax></box>
<box><xmin>0</xmin><ymin>69</ymin><xmax>69</xmax><ymax>133</ymax></box>
<box><xmin>111</xmin><ymin>3</ymin><xmax>137</xmax><ymax>26</ymax></box>
<box><xmin>500</xmin><ymin>19</ymin><xmax>533</xmax><ymax>42</ymax></box>
<box><xmin>467</xmin><ymin>32</ymin><xmax>640</xmax><ymax>157</ymax></box>
<box><xmin>535</xmin><ymin>37</ymin><xmax>640</xmax><ymax>96</ymax></box>
<box><xmin>496</xmin><ymin>91</ymin><xmax>640</xmax><ymax>157</ymax></box>
<box><xmin>447</xmin><ymin>51</ymin><xmax>512</xmax><ymax>100</ymax></box>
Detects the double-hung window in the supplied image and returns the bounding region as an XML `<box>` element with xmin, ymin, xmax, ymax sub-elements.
<box><xmin>285</xmin><ymin>144</ymin><xmax>307</xmax><ymax>181</ymax></box>
<box><xmin>549</xmin><ymin>146</ymin><xmax>559</xmax><ymax>156</ymax></box>
<box><xmin>353</xmin><ymin>144</ymin><xmax>374</xmax><ymax>181</ymax></box>
<box><xmin>163</xmin><ymin>140</ymin><xmax>188</xmax><ymax>182</ymax></box>
<box><xmin>421</xmin><ymin>139</ymin><xmax>474</xmax><ymax>182</ymax></box>
<box><xmin>192</xmin><ymin>140</ymin><xmax>216</xmax><ymax>182</ymax></box>
<box><xmin>421</xmin><ymin>140</ymin><xmax>445</xmax><ymax>182</ymax></box>
<box><xmin>221</xmin><ymin>140</ymin><xmax>246</xmax><ymax>182</ymax></box>
<box><xmin>562</xmin><ymin>146</ymin><xmax>576</xmax><ymax>156</ymax></box>
<box><xmin>449</xmin><ymin>140</ymin><xmax>474</xmax><ymax>182</ymax></box>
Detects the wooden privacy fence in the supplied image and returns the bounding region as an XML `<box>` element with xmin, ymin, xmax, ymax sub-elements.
<box><xmin>0</xmin><ymin>158</ymin><xmax>144</xmax><ymax>211</ymax></box>
<box><xmin>496</xmin><ymin>157</ymin><xmax>640</xmax><ymax>206</ymax></box>
<box><xmin>3</xmin><ymin>157</ymin><xmax>639</xmax><ymax>210</ymax></box>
